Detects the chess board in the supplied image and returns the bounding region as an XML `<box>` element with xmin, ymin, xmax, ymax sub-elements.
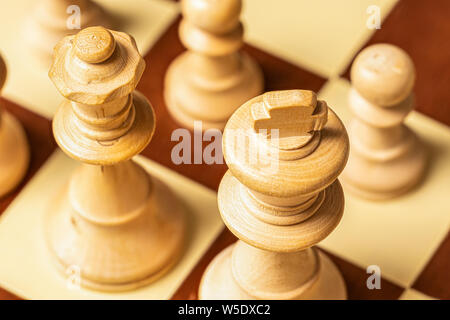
<box><xmin>0</xmin><ymin>0</ymin><xmax>449</xmax><ymax>300</ymax></box>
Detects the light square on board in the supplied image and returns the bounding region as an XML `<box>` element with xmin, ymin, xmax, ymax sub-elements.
<box><xmin>0</xmin><ymin>151</ymin><xmax>223</xmax><ymax>299</ymax></box>
<box><xmin>412</xmin><ymin>232</ymin><xmax>450</xmax><ymax>299</ymax></box>
<box><xmin>399</xmin><ymin>289</ymin><xmax>435</xmax><ymax>300</ymax></box>
<box><xmin>242</xmin><ymin>0</ymin><xmax>398</xmax><ymax>78</ymax></box>
<box><xmin>317</xmin><ymin>78</ymin><xmax>450</xmax><ymax>287</ymax></box>
<box><xmin>0</xmin><ymin>0</ymin><xmax>178</xmax><ymax>119</ymax></box>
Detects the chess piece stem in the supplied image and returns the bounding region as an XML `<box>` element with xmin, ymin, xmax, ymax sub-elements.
<box><xmin>47</xmin><ymin>27</ymin><xmax>186</xmax><ymax>291</ymax></box>
<box><xmin>164</xmin><ymin>0</ymin><xmax>263</xmax><ymax>130</ymax></box>
<box><xmin>342</xmin><ymin>44</ymin><xmax>427</xmax><ymax>200</ymax></box>
<box><xmin>0</xmin><ymin>55</ymin><xmax>29</xmax><ymax>197</ymax></box>
<box><xmin>199</xmin><ymin>90</ymin><xmax>349</xmax><ymax>299</ymax></box>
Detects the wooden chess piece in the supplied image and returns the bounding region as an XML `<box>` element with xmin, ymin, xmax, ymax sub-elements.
<box><xmin>0</xmin><ymin>54</ymin><xmax>29</xmax><ymax>197</ymax></box>
<box><xmin>341</xmin><ymin>44</ymin><xmax>427</xmax><ymax>200</ymax></box>
<box><xmin>164</xmin><ymin>0</ymin><xmax>263</xmax><ymax>130</ymax></box>
<box><xmin>199</xmin><ymin>90</ymin><xmax>349</xmax><ymax>299</ymax></box>
<box><xmin>24</xmin><ymin>0</ymin><xmax>113</xmax><ymax>64</ymax></box>
<box><xmin>47</xmin><ymin>26</ymin><xmax>186</xmax><ymax>291</ymax></box>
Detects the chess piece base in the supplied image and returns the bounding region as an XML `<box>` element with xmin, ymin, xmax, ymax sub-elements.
<box><xmin>0</xmin><ymin>111</ymin><xmax>29</xmax><ymax>197</ymax></box>
<box><xmin>199</xmin><ymin>244</ymin><xmax>347</xmax><ymax>300</ymax></box>
<box><xmin>164</xmin><ymin>51</ymin><xmax>263</xmax><ymax>130</ymax></box>
<box><xmin>46</xmin><ymin>165</ymin><xmax>187</xmax><ymax>292</ymax></box>
<box><xmin>342</xmin><ymin>132</ymin><xmax>426</xmax><ymax>200</ymax></box>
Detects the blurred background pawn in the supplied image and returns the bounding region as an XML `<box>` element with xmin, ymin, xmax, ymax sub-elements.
<box><xmin>341</xmin><ymin>43</ymin><xmax>427</xmax><ymax>200</ymax></box>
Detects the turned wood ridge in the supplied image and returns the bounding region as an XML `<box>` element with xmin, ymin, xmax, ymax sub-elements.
<box><xmin>47</xmin><ymin>26</ymin><xmax>186</xmax><ymax>292</ymax></box>
<box><xmin>199</xmin><ymin>89</ymin><xmax>350</xmax><ymax>300</ymax></box>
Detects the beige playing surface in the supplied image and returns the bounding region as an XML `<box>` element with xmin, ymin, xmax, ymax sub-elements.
<box><xmin>0</xmin><ymin>151</ymin><xmax>223</xmax><ymax>299</ymax></box>
<box><xmin>0</xmin><ymin>0</ymin><xmax>178</xmax><ymax>119</ymax></box>
<box><xmin>242</xmin><ymin>0</ymin><xmax>398</xmax><ymax>77</ymax></box>
<box><xmin>399</xmin><ymin>289</ymin><xmax>434</xmax><ymax>300</ymax></box>
<box><xmin>318</xmin><ymin>78</ymin><xmax>450</xmax><ymax>289</ymax></box>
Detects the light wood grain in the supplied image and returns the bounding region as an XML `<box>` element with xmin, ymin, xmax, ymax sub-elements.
<box><xmin>342</xmin><ymin>44</ymin><xmax>427</xmax><ymax>200</ymax></box>
<box><xmin>46</xmin><ymin>27</ymin><xmax>187</xmax><ymax>291</ymax></box>
<box><xmin>164</xmin><ymin>0</ymin><xmax>263</xmax><ymax>130</ymax></box>
<box><xmin>199</xmin><ymin>90</ymin><xmax>349</xmax><ymax>300</ymax></box>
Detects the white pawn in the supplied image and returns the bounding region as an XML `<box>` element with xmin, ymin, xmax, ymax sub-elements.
<box><xmin>0</xmin><ymin>55</ymin><xmax>29</xmax><ymax>197</ymax></box>
<box><xmin>164</xmin><ymin>0</ymin><xmax>263</xmax><ymax>130</ymax></box>
<box><xmin>342</xmin><ymin>44</ymin><xmax>427</xmax><ymax>200</ymax></box>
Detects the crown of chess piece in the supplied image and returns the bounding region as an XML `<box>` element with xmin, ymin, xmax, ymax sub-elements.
<box><xmin>47</xmin><ymin>26</ymin><xmax>186</xmax><ymax>291</ymax></box>
<box><xmin>341</xmin><ymin>44</ymin><xmax>427</xmax><ymax>200</ymax></box>
<box><xmin>199</xmin><ymin>90</ymin><xmax>349</xmax><ymax>300</ymax></box>
<box><xmin>0</xmin><ymin>54</ymin><xmax>29</xmax><ymax>197</ymax></box>
<box><xmin>24</xmin><ymin>0</ymin><xmax>113</xmax><ymax>65</ymax></box>
<box><xmin>164</xmin><ymin>0</ymin><xmax>264</xmax><ymax>130</ymax></box>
